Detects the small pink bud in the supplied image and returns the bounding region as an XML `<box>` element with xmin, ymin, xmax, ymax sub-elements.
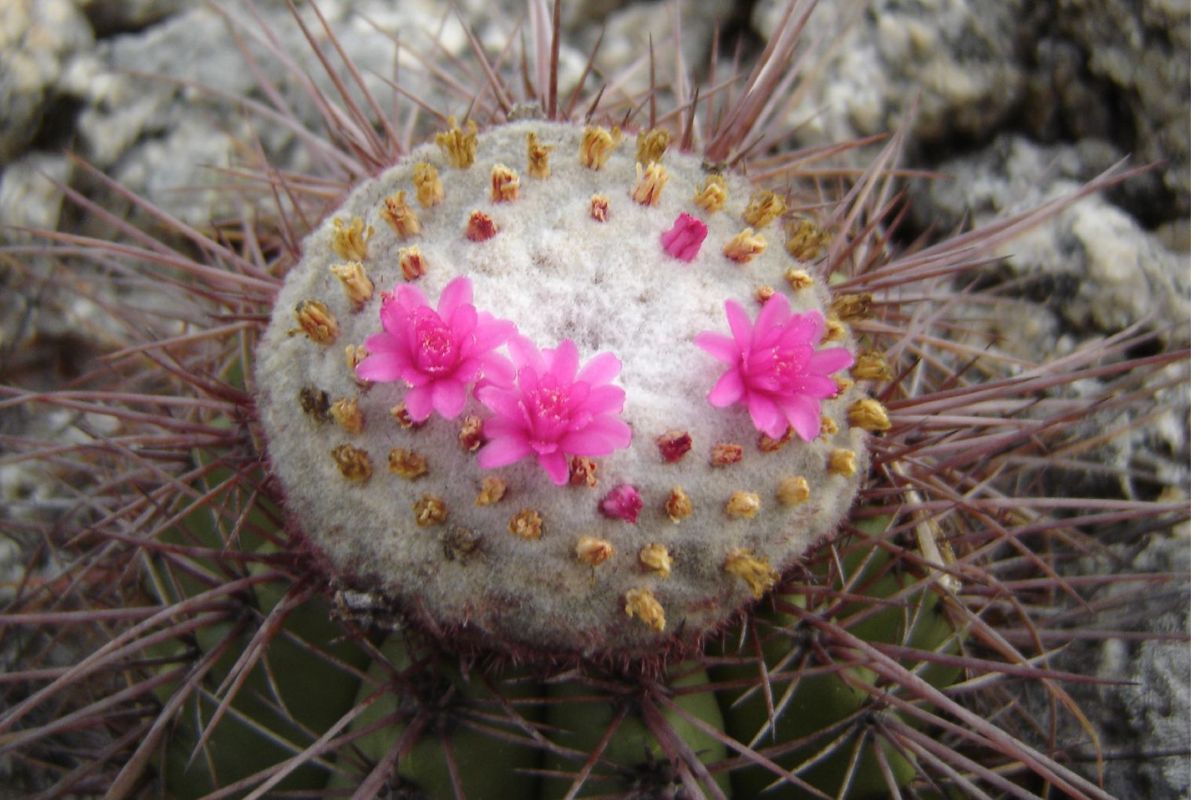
<box><xmin>661</xmin><ymin>213</ymin><xmax>707</xmax><ymax>262</ymax></box>
<box><xmin>599</xmin><ymin>483</ymin><xmax>643</xmax><ymax>523</ymax></box>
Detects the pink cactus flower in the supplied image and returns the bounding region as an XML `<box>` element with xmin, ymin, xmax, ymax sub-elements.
<box><xmin>477</xmin><ymin>336</ymin><xmax>632</xmax><ymax>485</ymax></box>
<box><xmin>356</xmin><ymin>276</ymin><xmax>516</xmax><ymax>422</ymax></box>
<box><xmin>696</xmin><ymin>294</ymin><xmax>853</xmax><ymax>441</ymax></box>
<box><xmin>599</xmin><ymin>483</ymin><xmax>643</xmax><ymax>523</ymax></box>
<box><xmin>660</xmin><ymin>213</ymin><xmax>707</xmax><ymax>262</ymax></box>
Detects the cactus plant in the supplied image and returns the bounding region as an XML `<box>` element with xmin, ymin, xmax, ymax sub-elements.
<box><xmin>0</xmin><ymin>1</ymin><xmax>1187</xmax><ymax>798</ymax></box>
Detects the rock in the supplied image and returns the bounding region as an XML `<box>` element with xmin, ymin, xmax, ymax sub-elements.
<box><xmin>908</xmin><ymin>135</ymin><xmax>1189</xmax><ymax>335</ymax></box>
<box><xmin>0</xmin><ymin>153</ymin><xmax>72</xmax><ymax>233</ymax></box>
<box><xmin>73</xmin><ymin>0</ymin><xmax>190</xmax><ymax>36</ymax></box>
<box><xmin>0</xmin><ymin>0</ymin><xmax>94</xmax><ymax>164</ymax></box>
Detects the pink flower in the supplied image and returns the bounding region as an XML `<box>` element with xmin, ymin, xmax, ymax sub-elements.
<box><xmin>355</xmin><ymin>276</ymin><xmax>516</xmax><ymax>422</ymax></box>
<box><xmin>599</xmin><ymin>484</ymin><xmax>643</xmax><ymax>523</ymax></box>
<box><xmin>661</xmin><ymin>213</ymin><xmax>707</xmax><ymax>261</ymax></box>
<box><xmin>696</xmin><ymin>294</ymin><xmax>853</xmax><ymax>440</ymax></box>
<box><xmin>477</xmin><ymin>336</ymin><xmax>632</xmax><ymax>485</ymax></box>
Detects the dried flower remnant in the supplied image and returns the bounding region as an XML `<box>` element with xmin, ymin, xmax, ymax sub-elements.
<box><xmin>851</xmin><ymin>350</ymin><xmax>893</xmax><ymax>381</ymax></box>
<box><xmin>356</xmin><ymin>277</ymin><xmax>516</xmax><ymax>422</ymax></box>
<box><xmin>436</xmin><ymin>117</ymin><xmax>478</xmax><ymax>168</ymax></box>
<box><xmin>331</xmin><ymin>397</ymin><xmax>364</xmax><ymax>434</ymax></box>
<box><xmin>820</xmin><ymin>416</ymin><xmax>838</xmax><ymax>437</ymax></box>
<box><xmin>639</xmin><ymin>543</ymin><xmax>672</xmax><ymax>577</ymax></box>
<box><xmin>624</xmin><ymin>587</ymin><xmax>666</xmax><ymax>632</ymax></box>
<box><xmin>828</xmin><ymin>448</ymin><xmax>857</xmax><ymax>477</ymax></box>
<box><xmin>742</xmin><ymin>190</ymin><xmax>786</xmax><ymax>228</ymax></box>
<box><xmin>299</xmin><ymin>387</ymin><xmax>332</xmax><ymax>422</ymax></box>
<box><xmin>330</xmin><ymin>261</ymin><xmax>374</xmax><ymax>311</ymax></box>
<box><xmin>398</xmin><ymin>246</ymin><xmax>428</xmax><ymax>282</ymax></box>
<box><xmin>776</xmin><ymin>475</ymin><xmax>810</xmax><ymax>506</ymax></box>
<box><xmin>526</xmin><ymin>132</ymin><xmax>552</xmax><ymax>177</ymax></box>
<box><xmin>389</xmin><ymin>402</ymin><xmax>424</xmax><ymax>429</ymax></box>
<box><xmin>757</xmin><ymin>428</ymin><xmax>792</xmax><ymax>452</ymax></box>
<box><xmin>388</xmin><ymin>448</ymin><xmax>428</xmax><ymax>480</ymax></box>
<box><xmin>589</xmin><ymin>194</ymin><xmax>609</xmax><ymax>222</ymax></box>
<box><xmin>723</xmin><ymin>228</ymin><xmax>767</xmax><ymax>263</ymax></box>
<box><xmin>848</xmin><ymin>398</ymin><xmax>891</xmax><ymax>431</ymax></box>
<box><xmin>697</xmin><ymin>294</ymin><xmax>853</xmax><ymax>440</ymax></box>
<box><xmin>411</xmin><ymin>162</ymin><xmax>444</xmax><ymax>207</ymax></box>
<box><xmin>576</xmin><ymin>536</ymin><xmax>614</xmax><ymax>566</ymax></box>
<box><xmin>332</xmin><ymin>444</ymin><xmax>372</xmax><ymax>482</ymax></box>
<box><xmin>631</xmin><ymin>162</ymin><xmax>668</xmax><ymax>206</ymax></box>
<box><xmin>754</xmin><ymin>285</ymin><xmax>775</xmax><ymax>304</ymax></box>
<box><xmin>413</xmin><ymin>494</ymin><xmax>449</xmax><ymax>526</ymax></box>
<box><xmin>635</xmin><ymin>128</ymin><xmax>670</xmax><ymax>163</ymax></box>
<box><xmin>725</xmin><ymin>491</ymin><xmax>761</xmax><ymax>519</ymax></box>
<box><xmin>830</xmin><ymin>293</ymin><xmax>873</xmax><ymax>322</ymax></box>
<box><xmin>465</xmin><ymin>211</ymin><xmax>499</xmax><ymax>241</ymax></box>
<box><xmin>475</xmin><ymin>475</ymin><xmax>507</xmax><ymax>506</ymax></box>
<box><xmin>785</xmin><ymin>267</ymin><xmax>813</xmax><ymax>291</ymax></box>
<box><xmin>382</xmin><ymin>191</ymin><xmax>421</xmax><ymax>238</ymax></box>
<box><xmin>477</xmin><ymin>337</ymin><xmax>631</xmax><ymax>485</ymax></box>
<box><xmin>508</xmin><ymin>508</ymin><xmax>544</xmax><ymax>540</ymax></box>
<box><xmin>660</xmin><ymin>213</ymin><xmax>707</xmax><ymax>262</ymax></box>
<box><xmin>598</xmin><ymin>483</ymin><xmax>643</xmax><ymax>523</ymax></box>
<box><xmin>568</xmin><ymin>456</ymin><xmax>599</xmax><ymax>487</ymax></box>
<box><xmin>292</xmin><ymin>300</ymin><xmax>339</xmax><ymax>344</ymax></box>
<box><xmin>655</xmin><ymin>430</ymin><xmax>693</xmax><ymax>463</ymax></box>
<box><xmin>710</xmin><ymin>442</ymin><xmax>744</xmax><ymax>467</ymax></box>
<box><xmin>490</xmin><ymin>164</ymin><xmax>520</xmax><ymax>202</ymax></box>
<box><xmin>331</xmin><ymin>216</ymin><xmax>373</xmax><ymax>261</ymax></box>
<box><xmin>694</xmin><ymin>173</ymin><xmax>727</xmax><ymax>212</ymax></box>
<box><xmin>579</xmin><ymin>125</ymin><xmax>619</xmax><ymax>169</ymax></box>
<box><xmin>458</xmin><ymin>415</ymin><xmax>485</xmax><ymax>451</ymax></box>
<box><xmin>822</xmin><ymin>316</ymin><xmax>847</xmax><ymax>343</ymax></box>
<box><xmin>664</xmin><ymin>487</ymin><xmax>693</xmax><ymax>522</ymax></box>
<box><xmin>724</xmin><ymin>549</ymin><xmax>779</xmax><ymax>599</ymax></box>
<box><xmin>786</xmin><ymin>218</ymin><xmax>831</xmax><ymax>261</ymax></box>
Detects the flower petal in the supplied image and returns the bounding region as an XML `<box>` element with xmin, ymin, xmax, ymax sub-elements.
<box><xmin>747</xmin><ymin>392</ymin><xmax>787</xmax><ymax>438</ymax></box>
<box><xmin>538</xmin><ymin>452</ymin><xmax>570</xmax><ymax>485</ymax></box>
<box><xmin>448</xmin><ymin>302</ymin><xmax>478</xmax><ymax>342</ymax></box>
<box><xmin>808</xmin><ymin>347</ymin><xmax>855</xmax><ymax>376</ymax></box>
<box><xmin>560</xmin><ymin>416</ymin><xmax>632</xmax><ymax>455</ymax></box>
<box><xmin>707</xmin><ymin>368</ymin><xmax>745</xmax><ymax>407</ymax></box>
<box><xmin>780</xmin><ymin>395</ymin><xmax>821</xmax><ymax>441</ymax></box>
<box><xmin>471</xmin><ymin>314</ymin><xmax>517</xmax><ymax>352</ymax></box>
<box><xmin>405</xmin><ymin>384</ymin><xmax>434</xmax><ymax>422</ymax></box>
<box><xmin>437</xmin><ymin>276</ymin><xmax>472</xmax><ymax>318</ymax></box>
<box><xmin>431</xmin><ymin>379</ymin><xmax>467</xmax><ymax>419</ymax></box>
<box><xmin>478</xmin><ymin>434</ymin><xmax>533</xmax><ymax>468</ymax></box>
<box><xmin>548</xmin><ymin>339</ymin><xmax>579</xmax><ymax>384</ymax></box>
<box><xmin>507</xmin><ymin>334</ymin><xmax>544</xmax><ymax>372</ymax></box>
<box><xmin>355</xmin><ymin>352</ymin><xmax>408</xmax><ymax>382</ymax></box>
<box><xmin>753</xmin><ymin>293</ymin><xmax>790</xmax><ymax>343</ymax></box>
<box><xmin>724</xmin><ymin>299</ymin><xmax>753</xmax><ymax>349</ymax></box>
<box><xmin>577</xmin><ymin>351</ymin><xmax>621</xmax><ymax>386</ymax></box>
<box><xmin>581</xmin><ymin>384</ymin><xmax>625</xmax><ymax>416</ymax></box>
<box><xmin>695</xmin><ymin>332</ymin><xmax>739</xmax><ymax>364</ymax></box>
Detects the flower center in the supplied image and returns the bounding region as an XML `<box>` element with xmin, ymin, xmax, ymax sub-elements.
<box><xmin>746</xmin><ymin>343</ymin><xmax>810</xmax><ymax>394</ymax></box>
<box><xmin>414</xmin><ymin>314</ymin><xmax>458</xmax><ymax>374</ymax></box>
<box><xmin>526</xmin><ymin>376</ymin><xmax>590</xmax><ymax>453</ymax></box>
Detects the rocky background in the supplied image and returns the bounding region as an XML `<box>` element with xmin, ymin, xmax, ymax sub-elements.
<box><xmin>0</xmin><ymin>0</ymin><xmax>1189</xmax><ymax>797</ymax></box>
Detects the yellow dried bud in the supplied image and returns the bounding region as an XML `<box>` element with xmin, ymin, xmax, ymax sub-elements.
<box><xmin>754</xmin><ymin>285</ymin><xmax>775</xmax><ymax>304</ymax></box>
<box><xmin>345</xmin><ymin>344</ymin><xmax>368</xmax><ymax>375</ymax></box>
<box><xmin>828</xmin><ymin>448</ymin><xmax>857</xmax><ymax>477</ymax></box>
<box><xmin>831</xmin><ymin>292</ymin><xmax>873</xmax><ymax>321</ymax></box>
<box><xmin>331</xmin><ymin>217</ymin><xmax>373</xmax><ymax>261</ymax></box>
<box><xmin>526</xmin><ymin>132</ymin><xmax>553</xmax><ymax>178</ymax></box>
<box><xmin>631</xmin><ymin>162</ymin><xmax>668</xmax><ymax>206</ymax></box>
<box><xmin>475</xmin><ymin>475</ymin><xmax>507</xmax><ymax>506</ymax></box>
<box><xmin>785</xmin><ymin>267</ymin><xmax>814</xmax><ymax>291</ymax></box>
<box><xmin>725</xmin><ymin>491</ymin><xmax>761</xmax><ymax>519</ymax></box>
<box><xmin>822</xmin><ymin>316</ymin><xmax>846</xmax><ymax>343</ymax></box>
<box><xmin>292</xmin><ymin>300</ymin><xmax>338</xmax><ymax>344</ymax></box>
<box><xmin>624</xmin><ymin>587</ymin><xmax>666</xmax><ymax>632</ymax></box>
<box><xmin>381</xmin><ymin>191</ymin><xmax>420</xmax><ymax>238</ymax></box>
<box><xmin>579</xmin><ymin>125</ymin><xmax>619</xmax><ymax>170</ymax></box>
<box><xmin>786</xmin><ymin>218</ymin><xmax>831</xmax><ymax>261</ymax></box>
<box><xmin>639</xmin><ymin>543</ymin><xmax>672</xmax><ymax>577</ymax></box>
<box><xmin>508</xmin><ymin>508</ymin><xmax>543</xmax><ymax>540</ymax></box>
<box><xmin>330</xmin><ymin>261</ymin><xmax>374</xmax><ymax>311</ymax></box>
<box><xmin>723</xmin><ymin>229</ymin><xmax>767</xmax><ymax>263</ymax></box>
<box><xmin>413</xmin><ymin>494</ymin><xmax>448</xmax><ymax>526</ymax></box>
<box><xmin>776</xmin><ymin>475</ymin><xmax>810</xmax><ymax>506</ymax></box>
<box><xmin>490</xmin><ymin>163</ymin><xmax>520</xmax><ymax>202</ymax></box>
<box><xmin>435</xmin><ymin>117</ymin><xmax>477</xmax><ymax>168</ymax></box>
<box><xmin>589</xmin><ymin>194</ymin><xmax>609</xmax><ymax>222</ymax></box>
<box><xmin>388</xmin><ymin>448</ymin><xmax>428</xmax><ymax>479</ymax></box>
<box><xmin>576</xmin><ymin>536</ymin><xmax>614</xmax><ymax>566</ymax></box>
<box><xmin>835</xmin><ymin>376</ymin><xmax>855</xmax><ymax>396</ymax></box>
<box><xmin>331</xmin><ymin>397</ymin><xmax>364</xmax><ymax>434</ymax></box>
<box><xmin>635</xmin><ymin>127</ymin><xmax>671</xmax><ymax>164</ymax></box>
<box><xmin>331</xmin><ymin>444</ymin><xmax>371</xmax><ymax>482</ymax></box>
<box><xmin>694</xmin><ymin>174</ymin><xmax>727</xmax><ymax>212</ymax></box>
<box><xmin>724</xmin><ymin>549</ymin><xmax>778</xmax><ymax>600</ymax></box>
<box><xmin>820</xmin><ymin>416</ymin><xmax>839</xmax><ymax>437</ymax></box>
<box><xmin>664</xmin><ymin>486</ymin><xmax>693</xmax><ymax>523</ymax></box>
<box><xmin>848</xmin><ymin>398</ymin><xmax>891</xmax><ymax>432</ymax></box>
<box><xmin>742</xmin><ymin>190</ymin><xmax>786</xmax><ymax>228</ymax></box>
<box><xmin>412</xmin><ymin>162</ymin><xmax>444</xmax><ymax>207</ymax></box>
<box><xmin>398</xmin><ymin>246</ymin><xmax>428</xmax><ymax>282</ymax></box>
<box><xmin>851</xmin><ymin>351</ymin><xmax>893</xmax><ymax>382</ymax></box>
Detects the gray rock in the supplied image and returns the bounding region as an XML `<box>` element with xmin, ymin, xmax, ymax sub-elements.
<box><xmin>0</xmin><ymin>152</ymin><xmax>71</xmax><ymax>233</ymax></box>
<box><xmin>0</xmin><ymin>0</ymin><xmax>94</xmax><ymax>164</ymax></box>
<box><xmin>73</xmin><ymin>0</ymin><xmax>190</xmax><ymax>35</ymax></box>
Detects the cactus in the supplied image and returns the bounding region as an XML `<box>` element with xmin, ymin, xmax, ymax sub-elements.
<box><xmin>0</xmin><ymin>1</ymin><xmax>1187</xmax><ymax>798</ymax></box>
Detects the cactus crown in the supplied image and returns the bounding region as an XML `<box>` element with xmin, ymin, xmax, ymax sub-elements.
<box><xmin>258</xmin><ymin>121</ymin><xmax>876</xmax><ymax>659</ymax></box>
